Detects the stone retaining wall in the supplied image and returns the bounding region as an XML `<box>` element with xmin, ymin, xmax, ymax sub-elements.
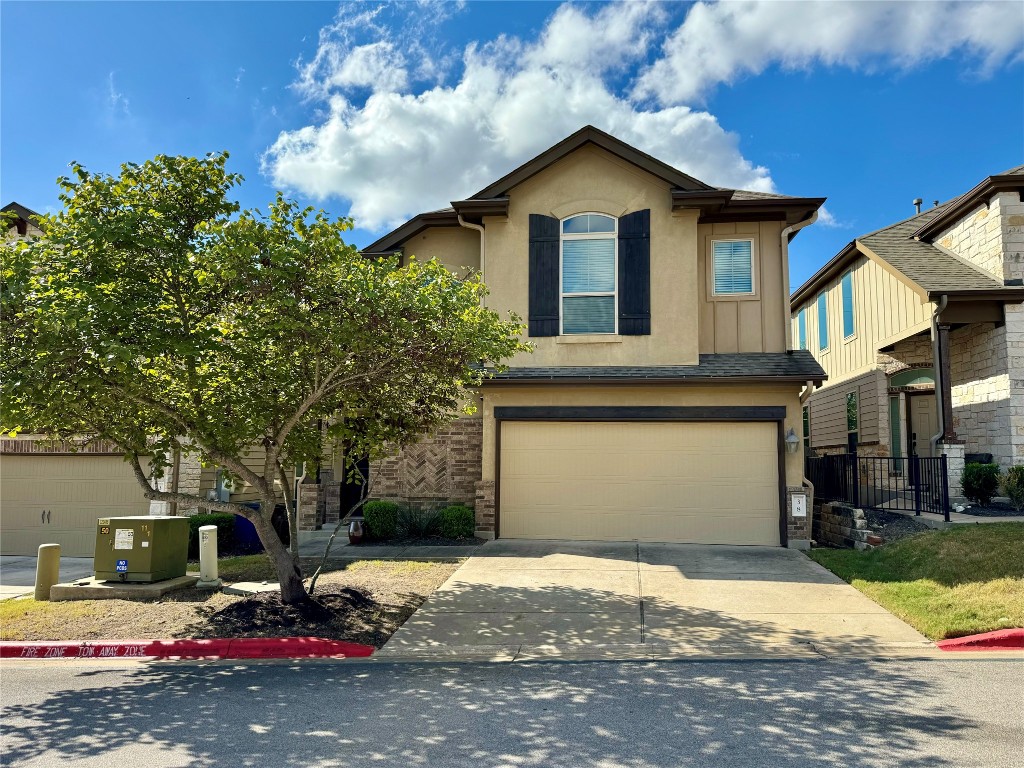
<box><xmin>812</xmin><ymin>502</ymin><xmax>872</xmax><ymax>550</ymax></box>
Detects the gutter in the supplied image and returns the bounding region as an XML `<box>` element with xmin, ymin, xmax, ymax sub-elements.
<box><xmin>929</xmin><ymin>294</ymin><xmax>949</xmax><ymax>455</ymax></box>
<box><xmin>780</xmin><ymin>211</ymin><xmax>819</xmax><ymax>349</ymax></box>
<box><xmin>457</xmin><ymin>214</ymin><xmax>486</xmax><ymax>306</ymax></box>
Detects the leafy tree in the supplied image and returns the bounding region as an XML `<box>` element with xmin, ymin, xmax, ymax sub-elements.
<box><xmin>1</xmin><ymin>153</ymin><xmax>527</xmax><ymax>604</ymax></box>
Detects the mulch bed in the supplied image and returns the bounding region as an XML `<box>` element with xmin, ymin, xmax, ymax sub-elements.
<box><xmin>955</xmin><ymin>501</ymin><xmax>1024</xmax><ymax>518</ymax></box>
<box><xmin>863</xmin><ymin>509</ymin><xmax>931</xmax><ymax>543</ymax></box>
<box><xmin>356</xmin><ymin>536</ymin><xmax>487</xmax><ymax>548</ymax></box>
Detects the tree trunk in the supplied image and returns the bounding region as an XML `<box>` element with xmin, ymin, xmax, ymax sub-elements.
<box><xmin>252</xmin><ymin>495</ymin><xmax>308</xmax><ymax>605</ymax></box>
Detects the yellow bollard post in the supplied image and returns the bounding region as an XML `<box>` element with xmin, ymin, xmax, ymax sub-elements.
<box><xmin>34</xmin><ymin>543</ymin><xmax>61</xmax><ymax>601</ymax></box>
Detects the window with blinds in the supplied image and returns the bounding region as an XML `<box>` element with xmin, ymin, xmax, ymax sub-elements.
<box><xmin>711</xmin><ymin>239</ymin><xmax>754</xmax><ymax>295</ymax></box>
<box><xmin>561</xmin><ymin>214</ymin><xmax>616</xmax><ymax>334</ymax></box>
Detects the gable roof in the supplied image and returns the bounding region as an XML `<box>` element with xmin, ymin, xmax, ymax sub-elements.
<box><xmin>792</xmin><ymin>170</ymin><xmax>1024</xmax><ymax>307</ymax></box>
<box><xmin>363</xmin><ymin>126</ymin><xmax>824</xmax><ymax>255</ymax></box>
<box><xmin>2</xmin><ymin>201</ymin><xmax>42</xmax><ymax>237</ymax></box>
<box><xmin>912</xmin><ymin>165</ymin><xmax>1024</xmax><ymax>241</ymax></box>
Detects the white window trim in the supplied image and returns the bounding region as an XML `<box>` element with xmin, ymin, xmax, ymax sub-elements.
<box><xmin>710</xmin><ymin>237</ymin><xmax>756</xmax><ymax>297</ymax></box>
<box><xmin>560</xmin><ymin>213</ymin><xmax>618</xmax><ymax>336</ymax></box>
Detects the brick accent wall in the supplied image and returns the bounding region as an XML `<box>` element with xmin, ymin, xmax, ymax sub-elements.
<box><xmin>786</xmin><ymin>485</ymin><xmax>812</xmax><ymax>548</ymax></box>
<box><xmin>0</xmin><ymin>437</ymin><xmax>124</xmax><ymax>454</ymax></box>
<box><xmin>474</xmin><ymin>480</ymin><xmax>496</xmax><ymax>539</ymax></box>
<box><xmin>370</xmin><ymin>418</ymin><xmax>483</xmax><ymax>510</ymax></box>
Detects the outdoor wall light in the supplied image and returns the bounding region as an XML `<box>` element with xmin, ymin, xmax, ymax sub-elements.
<box><xmin>784</xmin><ymin>427</ymin><xmax>801</xmax><ymax>454</ymax></box>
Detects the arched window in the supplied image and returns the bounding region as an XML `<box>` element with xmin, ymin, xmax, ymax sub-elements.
<box><xmin>560</xmin><ymin>213</ymin><xmax>617</xmax><ymax>334</ymax></box>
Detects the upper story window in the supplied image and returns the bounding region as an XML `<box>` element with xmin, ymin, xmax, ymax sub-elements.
<box><xmin>561</xmin><ymin>213</ymin><xmax>617</xmax><ymax>334</ymax></box>
<box><xmin>797</xmin><ymin>308</ymin><xmax>807</xmax><ymax>350</ymax></box>
<box><xmin>711</xmin><ymin>239</ymin><xmax>754</xmax><ymax>295</ymax></box>
<box><xmin>841</xmin><ymin>270</ymin><xmax>855</xmax><ymax>339</ymax></box>
<box><xmin>817</xmin><ymin>292</ymin><xmax>829</xmax><ymax>351</ymax></box>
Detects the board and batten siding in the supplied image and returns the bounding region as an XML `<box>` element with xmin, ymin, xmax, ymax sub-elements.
<box><xmin>198</xmin><ymin>446</ymin><xmax>296</xmax><ymax>505</ymax></box>
<box><xmin>697</xmin><ymin>220</ymin><xmax>788</xmax><ymax>354</ymax></box>
<box><xmin>792</xmin><ymin>254</ymin><xmax>932</xmax><ymax>382</ymax></box>
<box><xmin>806</xmin><ymin>369</ymin><xmax>884</xmax><ymax>449</ymax></box>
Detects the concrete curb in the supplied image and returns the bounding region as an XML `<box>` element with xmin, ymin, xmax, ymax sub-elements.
<box><xmin>0</xmin><ymin>637</ymin><xmax>375</xmax><ymax>660</ymax></box>
<box><xmin>937</xmin><ymin>628</ymin><xmax>1024</xmax><ymax>651</ymax></box>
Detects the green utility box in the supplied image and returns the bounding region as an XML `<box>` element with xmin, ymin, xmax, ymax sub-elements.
<box><xmin>94</xmin><ymin>516</ymin><xmax>189</xmax><ymax>583</ymax></box>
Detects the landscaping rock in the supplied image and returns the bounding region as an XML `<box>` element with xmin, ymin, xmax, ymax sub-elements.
<box><xmin>863</xmin><ymin>510</ymin><xmax>930</xmax><ymax>543</ymax></box>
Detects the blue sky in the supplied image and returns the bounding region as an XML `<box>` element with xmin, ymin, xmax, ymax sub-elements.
<box><xmin>2</xmin><ymin>1</ymin><xmax>1022</xmax><ymax>287</ymax></box>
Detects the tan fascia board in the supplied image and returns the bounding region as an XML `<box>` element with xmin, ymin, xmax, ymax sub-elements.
<box><xmin>876</xmin><ymin>319</ymin><xmax>933</xmax><ymax>352</ymax></box>
<box><xmin>853</xmin><ymin>241</ymin><xmax>931</xmax><ymax>303</ymax></box>
<box><xmin>790</xmin><ymin>241</ymin><xmax>859</xmax><ymax>308</ymax></box>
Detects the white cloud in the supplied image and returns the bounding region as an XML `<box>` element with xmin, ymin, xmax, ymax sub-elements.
<box><xmin>635</xmin><ymin>0</ymin><xmax>1024</xmax><ymax>105</ymax></box>
<box><xmin>815</xmin><ymin>206</ymin><xmax>848</xmax><ymax>229</ymax></box>
<box><xmin>107</xmin><ymin>71</ymin><xmax>130</xmax><ymax>117</ymax></box>
<box><xmin>263</xmin><ymin>0</ymin><xmax>1023</xmax><ymax>232</ymax></box>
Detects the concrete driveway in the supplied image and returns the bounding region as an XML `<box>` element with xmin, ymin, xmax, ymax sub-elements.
<box><xmin>0</xmin><ymin>556</ymin><xmax>94</xmax><ymax>600</ymax></box>
<box><xmin>381</xmin><ymin>540</ymin><xmax>931</xmax><ymax>659</ymax></box>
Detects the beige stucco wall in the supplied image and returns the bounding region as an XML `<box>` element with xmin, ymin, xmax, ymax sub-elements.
<box><xmin>697</xmin><ymin>220</ymin><xmax>787</xmax><ymax>353</ymax></box>
<box><xmin>482</xmin><ymin>145</ymin><xmax>700</xmax><ymax>367</ymax></box>
<box><xmin>792</xmin><ymin>254</ymin><xmax>932</xmax><ymax>383</ymax></box>
<box><xmin>479</xmin><ymin>383</ymin><xmax>805</xmax><ymax>488</ymax></box>
<box><xmin>402</xmin><ymin>225</ymin><xmax>481</xmax><ymax>275</ymax></box>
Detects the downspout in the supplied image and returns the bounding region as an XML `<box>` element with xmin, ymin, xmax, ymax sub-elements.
<box><xmin>799</xmin><ymin>379</ymin><xmax>816</xmax><ymax>511</ymax></box>
<box><xmin>457</xmin><ymin>215</ymin><xmax>486</xmax><ymax>307</ymax></box>
<box><xmin>781</xmin><ymin>211</ymin><xmax>819</xmax><ymax>350</ymax></box>
<box><xmin>929</xmin><ymin>294</ymin><xmax>949</xmax><ymax>455</ymax></box>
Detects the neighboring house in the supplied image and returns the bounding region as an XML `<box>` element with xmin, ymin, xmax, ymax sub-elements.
<box><xmin>790</xmin><ymin>167</ymin><xmax>1024</xmax><ymax>497</ymax></box>
<box><xmin>305</xmin><ymin>126</ymin><xmax>828</xmax><ymax>548</ymax></box>
<box><xmin>0</xmin><ymin>202</ymin><xmax>154</xmax><ymax>557</ymax></box>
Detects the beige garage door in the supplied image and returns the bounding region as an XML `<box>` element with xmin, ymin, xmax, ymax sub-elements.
<box><xmin>0</xmin><ymin>455</ymin><xmax>150</xmax><ymax>557</ymax></box>
<box><xmin>500</xmin><ymin>421</ymin><xmax>780</xmax><ymax>545</ymax></box>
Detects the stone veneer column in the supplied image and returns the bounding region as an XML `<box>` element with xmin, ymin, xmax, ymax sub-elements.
<box><xmin>786</xmin><ymin>485</ymin><xmax>812</xmax><ymax>550</ymax></box>
<box><xmin>939</xmin><ymin>442</ymin><xmax>966</xmax><ymax>500</ymax></box>
<box><xmin>474</xmin><ymin>480</ymin><xmax>496</xmax><ymax>539</ymax></box>
<box><xmin>148</xmin><ymin>450</ymin><xmax>202</xmax><ymax>516</ymax></box>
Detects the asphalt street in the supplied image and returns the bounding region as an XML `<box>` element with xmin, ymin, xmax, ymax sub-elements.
<box><xmin>1</xmin><ymin>658</ymin><xmax>1022</xmax><ymax>767</ymax></box>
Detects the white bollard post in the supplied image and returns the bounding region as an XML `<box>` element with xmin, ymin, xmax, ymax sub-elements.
<box><xmin>196</xmin><ymin>525</ymin><xmax>222</xmax><ymax>589</ymax></box>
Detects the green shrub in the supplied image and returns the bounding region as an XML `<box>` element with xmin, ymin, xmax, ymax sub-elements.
<box><xmin>363</xmin><ymin>500</ymin><xmax>400</xmax><ymax>541</ymax></box>
<box><xmin>397</xmin><ymin>506</ymin><xmax>440</xmax><ymax>539</ymax></box>
<box><xmin>961</xmin><ymin>463</ymin><xmax>1001</xmax><ymax>506</ymax></box>
<box><xmin>188</xmin><ymin>513</ymin><xmax>236</xmax><ymax>559</ymax></box>
<box><xmin>437</xmin><ymin>504</ymin><xmax>475</xmax><ymax>539</ymax></box>
<box><xmin>1001</xmin><ymin>465</ymin><xmax>1024</xmax><ymax>512</ymax></box>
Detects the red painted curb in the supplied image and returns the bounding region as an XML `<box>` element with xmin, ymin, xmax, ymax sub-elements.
<box><xmin>0</xmin><ymin>637</ymin><xmax>374</xmax><ymax>660</ymax></box>
<box><xmin>937</xmin><ymin>628</ymin><xmax>1024</xmax><ymax>652</ymax></box>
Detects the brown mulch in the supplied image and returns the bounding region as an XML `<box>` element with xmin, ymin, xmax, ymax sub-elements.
<box><xmin>956</xmin><ymin>501</ymin><xmax>1024</xmax><ymax>518</ymax></box>
<box><xmin>0</xmin><ymin>561</ymin><xmax>460</xmax><ymax>648</ymax></box>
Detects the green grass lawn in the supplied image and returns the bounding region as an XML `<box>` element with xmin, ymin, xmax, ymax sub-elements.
<box><xmin>809</xmin><ymin>522</ymin><xmax>1024</xmax><ymax>640</ymax></box>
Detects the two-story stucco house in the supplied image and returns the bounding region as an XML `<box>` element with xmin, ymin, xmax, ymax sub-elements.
<box><xmin>790</xmin><ymin>167</ymin><xmax>1024</xmax><ymax>497</ymax></box>
<box><xmin>322</xmin><ymin>126</ymin><xmax>827</xmax><ymax>549</ymax></box>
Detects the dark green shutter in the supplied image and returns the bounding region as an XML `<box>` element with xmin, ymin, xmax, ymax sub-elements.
<box><xmin>528</xmin><ymin>214</ymin><xmax>560</xmax><ymax>337</ymax></box>
<box><xmin>617</xmin><ymin>209</ymin><xmax>651</xmax><ymax>335</ymax></box>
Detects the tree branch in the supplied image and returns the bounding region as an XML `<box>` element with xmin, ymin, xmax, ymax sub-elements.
<box><xmin>125</xmin><ymin>452</ymin><xmax>252</xmax><ymax>517</ymax></box>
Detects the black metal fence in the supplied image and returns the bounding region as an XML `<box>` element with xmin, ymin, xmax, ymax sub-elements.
<box><xmin>806</xmin><ymin>452</ymin><xmax>950</xmax><ymax>521</ymax></box>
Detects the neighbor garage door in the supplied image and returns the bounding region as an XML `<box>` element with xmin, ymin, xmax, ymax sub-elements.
<box><xmin>0</xmin><ymin>455</ymin><xmax>150</xmax><ymax>557</ymax></box>
<box><xmin>499</xmin><ymin>421</ymin><xmax>781</xmax><ymax>545</ymax></box>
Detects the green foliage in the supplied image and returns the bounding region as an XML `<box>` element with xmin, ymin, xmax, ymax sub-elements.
<box><xmin>961</xmin><ymin>463</ymin><xmax>1002</xmax><ymax>505</ymax></box>
<box><xmin>1001</xmin><ymin>466</ymin><xmax>1024</xmax><ymax>512</ymax></box>
<box><xmin>397</xmin><ymin>506</ymin><xmax>440</xmax><ymax>539</ymax></box>
<box><xmin>363</xmin><ymin>501</ymin><xmax>400</xmax><ymax>541</ymax></box>
<box><xmin>187</xmin><ymin>513</ymin><xmax>236</xmax><ymax>559</ymax></box>
<box><xmin>0</xmin><ymin>152</ymin><xmax>528</xmax><ymax>600</ymax></box>
<box><xmin>437</xmin><ymin>504</ymin><xmax>475</xmax><ymax>539</ymax></box>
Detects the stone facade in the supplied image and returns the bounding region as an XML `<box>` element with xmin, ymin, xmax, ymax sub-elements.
<box><xmin>369</xmin><ymin>417</ymin><xmax>483</xmax><ymax>510</ymax></box>
<box><xmin>474</xmin><ymin>480</ymin><xmax>496</xmax><ymax>539</ymax></box>
<box><xmin>147</xmin><ymin>451</ymin><xmax>203</xmax><ymax>517</ymax></box>
<box><xmin>812</xmin><ymin>502</ymin><xmax>872</xmax><ymax>550</ymax></box>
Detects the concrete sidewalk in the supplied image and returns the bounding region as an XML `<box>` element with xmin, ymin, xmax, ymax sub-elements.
<box><xmin>0</xmin><ymin>556</ymin><xmax>94</xmax><ymax>600</ymax></box>
<box><xmin>380</xmin><ymin>540</ymin><xmax>934</xmax><ymax>661</ymax></box>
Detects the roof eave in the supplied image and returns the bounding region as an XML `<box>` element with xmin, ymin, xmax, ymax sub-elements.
<box><xmin>482</xmin><ymin>373</ymin><xmax>827</xmax><ymax>386</ymax></box>
<box><xmin>913</xmin><ymin>175</ymin><xmax>1024</xmax><ymax>241</ymax></box>
<box><xmin>927</xmin><ymin>288</ymin><xmax>1024</xmax><ymax>302</ymax></box>
<box><xmin>450</xmin><ymin>197</ymin><xmax>509</xmax><ymax>220</ymax></box>
<box><xmin>790</xmin><ymin>241</ymin><xmax>862</xmax><ymax>308</ymax></box>
<box><xmin>360</xmin><ymin>210</ymin><xmax>461</xmax><ymax>255</ymax></box>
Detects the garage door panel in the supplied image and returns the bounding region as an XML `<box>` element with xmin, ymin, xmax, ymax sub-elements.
<box><xmin>500</xmin><ymin>421</ymin><xmax>780</xmax><ymax>546</ymax></box>
<box><xmin>1</xmin><ymin>455</ymin><xmax>150</xmax><ymax>557</ymax></box>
